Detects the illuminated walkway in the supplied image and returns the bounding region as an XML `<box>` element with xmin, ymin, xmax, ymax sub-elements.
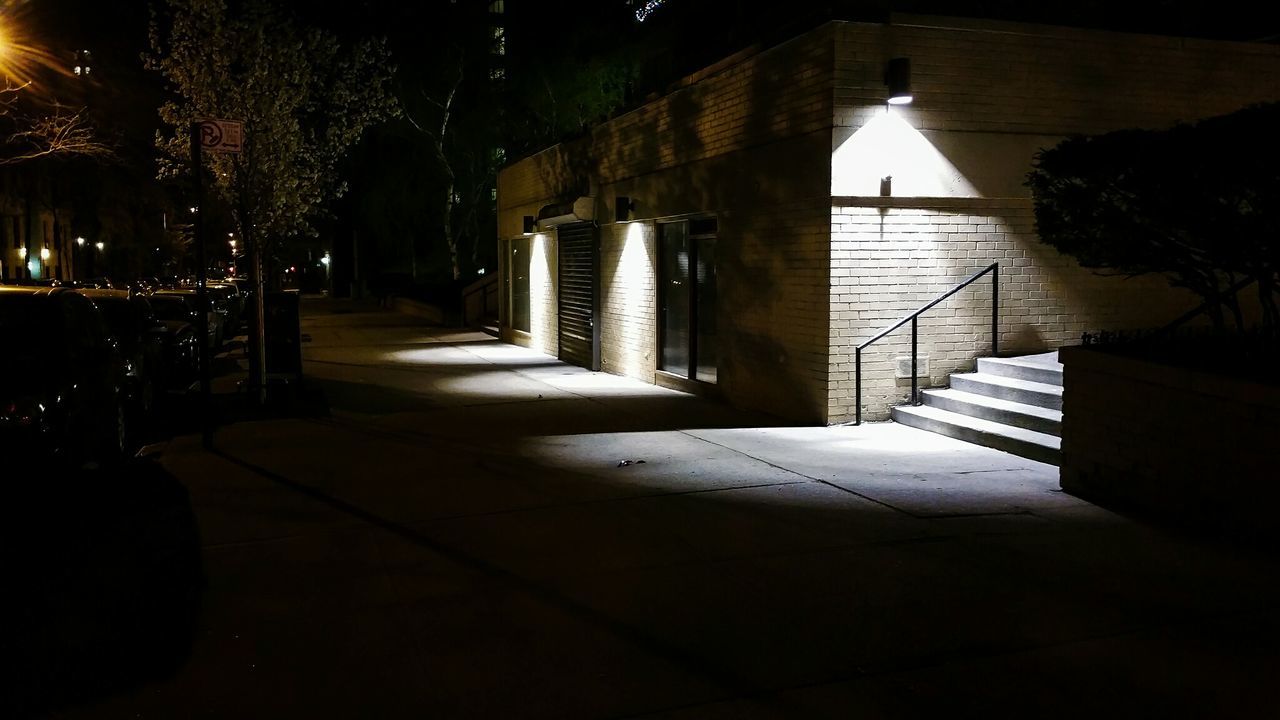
<box><xmin>60</xmin><ymin>298</ymin><xmax>1280</xmax><ymax>719</ymax></box>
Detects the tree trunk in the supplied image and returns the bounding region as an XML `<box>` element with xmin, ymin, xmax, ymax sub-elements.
<box><xmin>1260</xmin><ymin>278</ymin><xmax>1278</xmax><ymax>336</ymax></box>
<box><xmin>445</xmin><ymin>181</ymin><xmax>459</xmax><ymax>281</ymax></box>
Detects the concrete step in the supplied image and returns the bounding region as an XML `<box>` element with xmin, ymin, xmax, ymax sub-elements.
<box><xmin>891</xmin><ymin>404</ymin><xmax>1061</xmax><ymax>466</ymax></box>
<box><xmin>950</xmin><ymin>372</ymin><xmax>1063</xmax><ymax>411</ymax></box>
<box><xmin>920</xmin><ymin>388</ymin><xmax>1062</xmax><ymax>437</ymax></box>
<box><xmin>977</xmin><ymin>354</ymin><xmax>1062</xmax><ymax>386</ymax></box>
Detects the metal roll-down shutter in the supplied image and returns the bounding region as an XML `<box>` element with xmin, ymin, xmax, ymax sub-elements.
<box><xmin>556</xmin><ymin>222</ymin><xmax>599</xmax><ymax>370</ymax></box>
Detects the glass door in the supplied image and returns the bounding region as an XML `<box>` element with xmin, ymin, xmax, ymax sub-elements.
<box><xmin>659</xmin><ymin>219</ymin><xmax>716</xmax><ymax>382</ymax></box>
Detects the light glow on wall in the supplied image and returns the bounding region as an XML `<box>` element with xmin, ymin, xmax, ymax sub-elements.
<box><xmin>832</xmin><ymin>108</ymin><xmax>977</xmax><ymax>198</ymax></box>
<box><xmin>529</xmin><ymin>233</ymin><xmax>553</xmax><ymax>355</ymax></box>
<box><xmin>607</xmin><ymin>221</ymin><xmax>653</xmax><ymax>376</ymax></box>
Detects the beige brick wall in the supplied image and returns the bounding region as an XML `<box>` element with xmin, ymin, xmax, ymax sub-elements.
<box><xmin>831</xmin><ymin>22</ymin><xmax>1280</xmax><ymax>198</ymax></box>
<box><xmin>501</xmin><ymin>18</ymin><xmax>1280</xmax><ymax>425</ymax></box>
<box><xmin>828</xmin><ymin>199</ymin><xmax>1191</xmax><ymax>422</ymax></box>
<box><xmin>589</xmin><ymin>145</ymin><xmax>835</xmax><ymax>425</ymax></box>
<box><xmin>835</xmin><ymin>19</ymin><xmax>1280</xmax><ymax>138</ymax></box>
<box><xmin>499</xmin><ymin>232</ymin><xmax>558</xmax><ymax>358</ymax></box>
<box><xmin>592</xmin><ymin>30</ymin><xmax>835</xmax><ymax>187</ymax></box>
<box><xmin>719</xmin><ymin>198</ymin><xmax>832</xmax><ymax>423</ymax></box>
<box><xmin>497</xmin><ymin>26</ymin><xmax>837</xmax><ymax>424</ymax></box>
<box><xmin>829</xmin><ymin>19</ymin><xmax>1280</xmax><ymax>422</ymax></box>
<box><xmin>599</xmin><ymin>222</ymin><xmax>657</xmax><ymax>381</ymax></box>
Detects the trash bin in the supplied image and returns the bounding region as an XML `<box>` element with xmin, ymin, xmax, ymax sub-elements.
<box><xmin>264</xmin><ymin>290</ymin><xmax>302</xmax><ymax>383</ymax></box>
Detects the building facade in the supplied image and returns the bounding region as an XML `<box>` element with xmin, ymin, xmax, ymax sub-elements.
<box><xmin>496</xmin><ymin>15</ymin><xmax>1280</xmax><ymax>424</ymax></box>
<box><xmin>0</xmin><ymin>170</ymin><xmax>74</xmax><ymax>283</ymax></box>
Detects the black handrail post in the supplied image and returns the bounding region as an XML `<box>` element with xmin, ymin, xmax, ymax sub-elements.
<box><xmin>855</xmin><ymin>347</ymin><xmax>862</xmax><ymax>426</ymax></box>
<box><xmin>911</xmin><ymin>315</ymin><xmax>918</xmax><ymax>405</ymax></box>
<box><xmin>851</xmin><ymin>262</ymin><xmax>999</xmax><ymax>424</ymax></box>
<box><xmin>991</xmin><ymin>263</ymin><xmax>999</xmax><ymax>357</ymax></box>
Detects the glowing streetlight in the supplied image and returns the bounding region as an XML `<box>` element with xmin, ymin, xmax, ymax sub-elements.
<box><xmin>76</xmin><ymin>236</ymin><xmax>85</xmax><ymax>246</ymax></box>
<box><xmin>320</xmin><ymin>252</ymin><xmax>331</xmax><ymax>267</ymax></box>
<box><xmin>39</xmin><ymin>247</ymin><xmax>49</xmax><ymax>261</ymax></box>
<box><xmin>17</xmin><ymin>247</ymin><xmax>26</xmax><ymax>259</ymax></box>
<box><xmin>95</xmin><ymin>241</ymin><xmax>104</xmax><ymax>251</ymax></box>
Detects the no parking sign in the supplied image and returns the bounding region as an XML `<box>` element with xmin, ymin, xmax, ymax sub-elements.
<box><xmin>196</xmin><ymin>119</ymin><xmax>243</xmax><ymax>153</ymax></box>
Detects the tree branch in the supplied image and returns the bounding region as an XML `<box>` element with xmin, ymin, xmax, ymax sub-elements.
<box><xmin>0</xmin><ymin>104</ymin><xmax>115</xmax><ymax>165</ymax></box>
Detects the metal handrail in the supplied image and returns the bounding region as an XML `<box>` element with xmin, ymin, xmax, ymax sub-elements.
<box><xmin>461</xmin><ymin>272</ymin><xmax>499</xmax><ymax>326</ymax></box>
<box><xmin>854</xmin><ymin>262</ymin><xmax>999</xmax><ymax>425</ymax></box>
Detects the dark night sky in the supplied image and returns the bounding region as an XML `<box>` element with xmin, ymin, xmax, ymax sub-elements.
<box><xmin>20</xmin><ymin>1</ymin><xmax>1280</xmax><ymax>124</ymax></box>
<box><xmin>14</xmin><ymin>0</ymin><xmax>1276</xmax><ymax>169</ymax></box>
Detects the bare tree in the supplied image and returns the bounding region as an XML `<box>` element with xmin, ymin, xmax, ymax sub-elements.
<box><xmin>0</xmin><ymin>81</ymin><xmax>114</xmax><ymax>165</ymax></box>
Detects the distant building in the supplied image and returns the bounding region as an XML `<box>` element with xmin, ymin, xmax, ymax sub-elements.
<box><xmin>495</xmin><ymin>14</ymin><xmax>1280</xmax><ymax>424</ymax></box>
<box><xmin>0</xmin><ymin>172</ymin><xmax>74</xmax><ymax>282</ymax></box>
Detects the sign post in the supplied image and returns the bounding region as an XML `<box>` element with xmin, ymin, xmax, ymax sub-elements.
<box><xmin>191</xmin><ymin>118</ymin><xmax>244</xmax><ymax>448</ymax></box>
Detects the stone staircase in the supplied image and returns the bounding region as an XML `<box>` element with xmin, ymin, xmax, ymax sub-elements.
<box><xmin>891</xmin><ymin>351</ymin><xmax>1063</xmax><ymax>465</ymax></box>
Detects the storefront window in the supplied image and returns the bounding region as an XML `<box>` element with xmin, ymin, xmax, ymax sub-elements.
<box><xmin>659</xmin><ymin>218</ymin><xmax>716</xmax><ymax>382</ymax></box>
<box><xmin>511</xmin><ymin>237</ymin><xmax>531</xmax><ymax>333</ymax></box>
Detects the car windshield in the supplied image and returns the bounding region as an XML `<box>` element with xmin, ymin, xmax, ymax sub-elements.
<box><xmin>92</xmin><ymin>298</ymin><xmax>137</xmax><ymax>338</ymax></box>
<box><xmin>150</xmin><ymin>296</ymin><xmax>192</xmax><ymax>321</ymax></box>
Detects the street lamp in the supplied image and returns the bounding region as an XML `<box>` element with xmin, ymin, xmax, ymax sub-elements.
<box><xmin>76</xmin><ymin>236</ymin><xmax>85</xmax><ymax>247</ymax></box>
<box><xmin>95</xmin><ymin>241</ymin><xmax>104</xmax><ymax>251</ymax></box>
<box><xmin>39</xmin><ymin>247</ymin><xmax>49</xmax><ymax>261</ymax></box>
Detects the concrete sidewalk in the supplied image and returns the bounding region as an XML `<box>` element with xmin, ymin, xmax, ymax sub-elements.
<box><xmin>54</xmin><ymin>299</ymin><xmax>1280</xmax><ymax>719</ymax></box>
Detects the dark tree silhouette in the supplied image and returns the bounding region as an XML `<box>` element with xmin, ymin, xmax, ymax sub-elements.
<box><xmin>1028</xmin><ymin>103</ymin><xmax>1280</xmax><ymax>333</ymax></box>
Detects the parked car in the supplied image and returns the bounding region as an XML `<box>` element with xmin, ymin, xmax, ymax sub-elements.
<box><xmin>206</xmin><ymin>282</ymin><xmax>243</xmax><ymax>337</ymax></box>
<box><xmin>78</xmin><ymin>289</ymin><xmax>167</xmax><ymax>421</ymax></box>
<box><xmin>140</xmin><ymin>294</ymin><xmax>200</xmax><ymax>391</ymax></box>
<box><xmin>81</xmin><ymin>276</ymin><xmax>115</xmax><ymax>289</ymax></box>
<box><xmin>0</xmin><ymin>286</ymin><xmax>130</xmax><ymax>468</ymax></box>
<box><xmin>151</xmin><ymin>289</ymin><xmax>225</xmax><ymax>349</ymax></box>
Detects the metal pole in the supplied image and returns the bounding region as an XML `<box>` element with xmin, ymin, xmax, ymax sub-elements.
<box><xmin>911</xmin><ymin>315</ymin><xmax>918</xmax><ymax>406</ymax></box>
<box><xmin>855</xmin><ymin>345</ymin><xmax>865</xmax><ymax>422</ymax></box>
<box><xmin>238</xmin><ymin>132</ymin><xmax>267</xmax><ymax>407</ymax></box>
<box><xmin>249</xmin><ymin>226</ymin><xmax>266</xmax><ymax>406</ymax></box>
<box><xmin>992</xmin><ymin>263</ymin><xmax>1000</xmax><ymax>357</ymax></box>
<box><xmin>190</xmin><ymin>123</ymin><xmax>213</xmax><ymax>448</ymax></box>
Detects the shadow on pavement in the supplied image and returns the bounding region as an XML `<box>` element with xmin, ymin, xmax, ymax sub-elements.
<box><xmin>306</xmin><ymin>373</ymin><xmax>793</xmax><ymax>437</ymax></box>
<box><xmin>0</xmin><ymin>457</ymin><xmax>205</xmax><ymax>719</ymax></box>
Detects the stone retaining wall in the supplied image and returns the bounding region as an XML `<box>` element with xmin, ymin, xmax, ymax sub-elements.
<box><xmin>1059</xmin><ymin>346</ymin><xmax>1280</xmax><ymax>540</ymax></box>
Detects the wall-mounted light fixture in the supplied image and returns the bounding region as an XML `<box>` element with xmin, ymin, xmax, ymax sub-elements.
<box><xmin>615</xmin><ymin>196</ymin><xmax>636</xmax><ymax>223</ymax></box>
<box><xmin>885</xmin><ymin>57</ymin><xmax>912</xmax><ymax>105</ymax></box>
<box><xmin>522</xmin><ymin>215</ymin><xmax>536</xmax><ymax>234</ymax></box>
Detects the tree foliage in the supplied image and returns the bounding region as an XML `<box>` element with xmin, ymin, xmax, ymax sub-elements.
<box><xmin>1027</xmin><ymin>102</ymin><xmax>1280</xmax><ymax>332</ymax></box>
<box><xmin>146</xmin><ymin>0</ymin><xmax>397</xmax><ymax>256</ymax></box>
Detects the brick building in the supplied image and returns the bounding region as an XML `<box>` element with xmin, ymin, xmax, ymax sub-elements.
<box><xmin>495</xmin><ymin>15</ymin><xmax>1280</xmax><ymax>424</ymax></box>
